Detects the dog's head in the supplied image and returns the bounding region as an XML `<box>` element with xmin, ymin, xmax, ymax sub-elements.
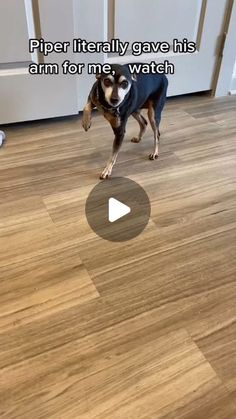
<box><xmin>97</xmin><ymin>64</ymin><xmax>135</xmax><ymax>108</ymax></box>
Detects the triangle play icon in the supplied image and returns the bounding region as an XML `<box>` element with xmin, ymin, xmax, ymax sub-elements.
<box><xmin>108</xmin><ymin>198</ymin><xmax>131</xmax><ymax>223</ymax></box>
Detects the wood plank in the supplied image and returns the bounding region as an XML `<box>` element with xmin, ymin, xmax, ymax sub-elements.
<box><xmin>0</xmin><ymin>196</ymin><xmax>53</xmax><ymax>234</ymax></box>
<box><xmin>0</xmin><ymin>246</ymin><xmax>99</xmax><ymax>332</ymax></box>
<box><xmin>196</xmin><ymin>322</ymin><xmax>236</xmax><ymax>393</ymax></box>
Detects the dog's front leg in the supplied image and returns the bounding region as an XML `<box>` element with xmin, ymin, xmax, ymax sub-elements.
<box><xmin>100</xmin><ymin>124</ymin><xmax>126</xmax><ymax>180</ymax></box>
<box><xmin>82</xmin><ymin>98</ymin><xmax>94</xmax><ymax>132</ymax></box>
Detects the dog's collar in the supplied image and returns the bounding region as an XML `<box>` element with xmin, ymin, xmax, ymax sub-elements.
<box><xmin>96</xmin><ymin>86</ymin><xmax>120</xmax><ymax>116</ymax></box>
<box><xmin>104</xmin><ymin>106</ymin><xmax>120</xmax><ymax>117</ymax></box>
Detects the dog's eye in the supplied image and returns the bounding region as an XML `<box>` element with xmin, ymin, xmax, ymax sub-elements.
<box><xmin>120</xmin><ymin>80</ymin><xmax>128</xmax><ymax>89</ymax></box>
<box><xmin>103</xmin><ymin>78</ymin><xmax>113</xmax><ymax>87</ymax></box>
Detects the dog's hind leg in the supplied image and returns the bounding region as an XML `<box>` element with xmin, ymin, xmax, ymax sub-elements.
<box><xmin>131</xmin><ymin>112</ymin><xmax>148</xmax><ymax>143</ymax></box>
<box><xmin>148</xmin><ymin>102</ymin><xmax>160</xmax><ymax>160</ymax></box>
<box><xmin>148</xmin><ymin>79</ymin><xmax>168</xmax><ymax>160</ymax></box>
<box><xmin>155</xmin><ymin>78</ymin><xmax>168</xmax><ymax>140</ymax></box>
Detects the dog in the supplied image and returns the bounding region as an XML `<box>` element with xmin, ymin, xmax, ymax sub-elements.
<box><xmin>82</xmin><ymin>64</ymin><xmax>168</xmax><ymax>179</ymax></box>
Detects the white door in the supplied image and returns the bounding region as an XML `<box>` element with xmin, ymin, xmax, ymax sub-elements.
<box><xmin>0</xmin><ymin>0</ymin><xmax>231</xmax><ymax>124</ymax></box>
<box><xmin>77</xmin><ymin>0</ymin><xmax>229</xmax><ymax>106</ymax></box>
<box><xmin>0</xmin><ymin>0</ymin><xmax>78</xmax><ymax>124</ymax></box>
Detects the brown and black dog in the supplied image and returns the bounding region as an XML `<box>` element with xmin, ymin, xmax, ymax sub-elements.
<box><xmin>82</xmin><ymin>63</ymin><xmax>168</xmax><ymax>179</ymax></box>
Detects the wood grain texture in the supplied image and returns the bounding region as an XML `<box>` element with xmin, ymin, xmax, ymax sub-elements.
<box><xmin>0</xmin><ymin>324</ymin><xmax>229</xmax><ymax>419</ymax></box>
<box><xmin>0</xmin><ymin>93</ymin><xmax>236</xmax><ymax>418</ymax></box>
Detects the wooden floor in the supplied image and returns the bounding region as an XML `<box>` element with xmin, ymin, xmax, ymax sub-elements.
<box><xmin>0</xmin><ymin>94</ymin><xmax>236</xmax><ymax>418</ymax></box>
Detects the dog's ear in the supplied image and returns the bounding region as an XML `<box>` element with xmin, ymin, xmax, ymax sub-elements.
<box><xmin>132</xmin><ymin>74</ymin><xmax>137</xmax><ymax>82</ymax></box>
<box><xmin>96</xmin><ymin>73</ymin><xmax>101</xmax><ymax>80</ymax></box>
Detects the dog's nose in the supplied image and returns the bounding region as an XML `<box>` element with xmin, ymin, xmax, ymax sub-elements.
<box><xmin>110</xmin><ymin>98</ymin><xmax>119</xmax><ymax>105</ymax></box>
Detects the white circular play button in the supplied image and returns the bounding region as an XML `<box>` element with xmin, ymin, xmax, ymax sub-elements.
<box><xmin>108</xmin><ymin>198</ymin><xmax>131</xmax><ymax>223</ymax></box>
<box><xmin>85</xmin><ymin>177</ymin><xmax>151</xmax><ymax>242</ymax></box>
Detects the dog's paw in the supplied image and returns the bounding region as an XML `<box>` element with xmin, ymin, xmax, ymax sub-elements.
<box><xmin>131</xmin><ymin>137</ymin><xmax>141</xmax><ymax>143</ymax></box>
<box><xmin>100</xmin><ymin>167</ymin><xmax>112</xmax><ymax>180</ymax></box>
<box><xmin>149</xmin><ymin>153</ymin><xmax>159</xmax><ymax>161</ymax></box>
<box><xmin>82</xmin><ymin>113</ymin><xmax>91</xmax><ymax>132</ymax></box>
<box><xmin>100</xmin><ymin>172</ymin><xmax>110</xmax><ymax>180</ymax></box>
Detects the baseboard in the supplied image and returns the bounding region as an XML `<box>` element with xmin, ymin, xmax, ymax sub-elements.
<box><xmin>230</xmin><ymin>77</ymin><xmax>236</xmax><ymax>94</ymax></box>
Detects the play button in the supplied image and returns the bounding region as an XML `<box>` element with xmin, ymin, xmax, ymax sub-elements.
<box><xmin>109</xmin><ymin>198</ymin><xmax>131</xmax><ymax>223</ymax></box>
<box><xmin>85</xmin><ymin>177</ymin><xmax>151</xmax><ymax>242</ymax></box>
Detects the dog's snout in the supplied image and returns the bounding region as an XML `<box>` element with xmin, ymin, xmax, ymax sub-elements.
<box><xmin>110</xmin><ymin>85</ymin><xmax>120</xmax><ymax>106</ymax></box>
<box><xmin>110</xmin><ymin>97</ymin><xmax>119</xmax><ymax>105</ymax></box>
